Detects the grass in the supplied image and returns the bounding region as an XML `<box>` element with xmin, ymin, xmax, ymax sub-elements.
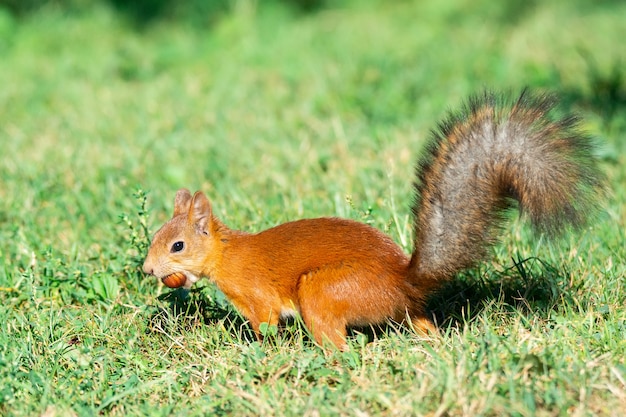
<box><xmin>0</xmin><ymin>0</ymin><xmax>625</xmax><ymax>415</ymax></box>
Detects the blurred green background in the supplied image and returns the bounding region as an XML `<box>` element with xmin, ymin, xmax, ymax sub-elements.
<box><xmin>0</xmin><ymin>0</ymin><xmax>624</xmax><ymax>415</ymax></box>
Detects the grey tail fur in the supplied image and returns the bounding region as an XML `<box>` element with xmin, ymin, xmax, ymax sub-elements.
<box><xmin>408</xmin><ymin>89</ymin><xmax>605</xmax><ymax>282</ymax></box>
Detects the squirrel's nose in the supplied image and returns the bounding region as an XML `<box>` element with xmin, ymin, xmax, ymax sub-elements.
<box><xmin>142</xmin><ymin>262</ymin><xmax>153</xmax><ymax>276</ymax></box>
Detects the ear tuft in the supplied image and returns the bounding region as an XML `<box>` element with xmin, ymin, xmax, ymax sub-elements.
<box><xmin>189</xmin><ymin>191</ymin><xmax>212</xmax><ymax>234</ymax></box>
<box><xmin>173</xmin><ymin>189</ymin><xmax>193</xmax><ymax>217</ymax></box>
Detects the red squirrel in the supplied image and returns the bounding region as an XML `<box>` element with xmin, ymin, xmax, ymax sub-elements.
<box><xmin>142</xmin><ymin>90</ymin><xmax>604</xmax><ymax>350</ymax></box>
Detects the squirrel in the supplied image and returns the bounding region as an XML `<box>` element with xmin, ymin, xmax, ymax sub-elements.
<box><xmin>142</xmin><ymin>90</ymin><xmax>604</xmax><ymax>350</ymax></box>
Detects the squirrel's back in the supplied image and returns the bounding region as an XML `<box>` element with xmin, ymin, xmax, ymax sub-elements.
<box><xmin>233</xmin><ymin>217</ymin><xmax>409</xmax><ymax>278</ymax></box>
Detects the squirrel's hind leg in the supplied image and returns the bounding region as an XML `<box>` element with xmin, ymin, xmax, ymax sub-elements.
<box><xmin>303</xmin><ymin>311</ymin><xmax>349</xmax><ymax>351</ymax></box>
<box><xmin>409</xmin><ymin>315</ymin><xmax>439</xmax><ymax>336</ymax></box>
<box><xmin>392</xmin><ymin>307</ymin><xmax>439</xmax><ymax>336</ymax></box>
<box><xmin>298</xmin><ymin>297</ymin><xmax>349</xmax><ymax>350</ymax></box>
<box><xmin>297</xmin><ymin>270</ymin><xmax>350</xmax><ymax>350</ymax></box>
<box><xmin>392</xmin><ymin>306</ymin><xmax>439</xmax><ymax>337</ymax></box>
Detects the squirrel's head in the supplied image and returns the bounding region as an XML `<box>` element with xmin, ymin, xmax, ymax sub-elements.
<box><xmin>142</xmin><ymin>188</ymin><xmax>220</xmax><ymax>289</ymax></box>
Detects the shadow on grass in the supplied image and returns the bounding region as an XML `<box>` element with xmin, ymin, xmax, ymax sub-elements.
<box><xmin>145</xmin><ymin>286</ymin><xmax>258</xmax><ymax>344</ymax></box>
<box><xmin>426</xmin><ymin>256</ymin><xmax>573</xmax><ymax>331</ymax></box>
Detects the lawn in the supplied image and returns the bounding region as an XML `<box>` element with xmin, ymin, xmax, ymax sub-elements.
<box><xmin>0</xmin><ymin>0</ymin><xmax>624</xmax><ymax>415</ymax></box>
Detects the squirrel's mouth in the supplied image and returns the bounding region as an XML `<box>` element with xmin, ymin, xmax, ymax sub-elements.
<box><xmin>160</xmin><ymin>271</ymin><xmax>201</xmax><ymax>289</ymax></box>
<box><xmin>161</xmin><ymin>272</ymin><xmax>186</xmax><ymax>288</ymax></box>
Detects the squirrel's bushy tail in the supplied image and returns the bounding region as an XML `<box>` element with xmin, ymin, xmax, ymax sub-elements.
<box><xmin>408</xmin><ymin>90</ymin><xmax>605</xmax><ymax>283</ymax></box>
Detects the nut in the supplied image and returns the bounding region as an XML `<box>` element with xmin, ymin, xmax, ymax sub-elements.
<box><xmin>162</xmin><ymin>272</ymin><xmax>186</xmax><ymax>288</ymax></box>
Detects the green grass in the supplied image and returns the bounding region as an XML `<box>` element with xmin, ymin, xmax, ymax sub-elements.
<box><xmin>1</xmin><ymin>0</ymin><xmax>625</xmax><ymax>415</ymax></box>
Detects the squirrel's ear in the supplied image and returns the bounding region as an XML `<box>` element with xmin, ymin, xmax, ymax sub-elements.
<box><xmin>173</xmin><ymin>189</ymin><xmax>193</xmax><ymax>217</ymax></box>
<box><xmin>189</xmin><ymin>191</ymin><xmax>212</xmax><ymax>234</ymax></box>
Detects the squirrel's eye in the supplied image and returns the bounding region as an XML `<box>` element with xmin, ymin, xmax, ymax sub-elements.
<box><xmin>170</xmin><ymin>241</ymin><xmax>184</xmax><ymax>253</ymax></box>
